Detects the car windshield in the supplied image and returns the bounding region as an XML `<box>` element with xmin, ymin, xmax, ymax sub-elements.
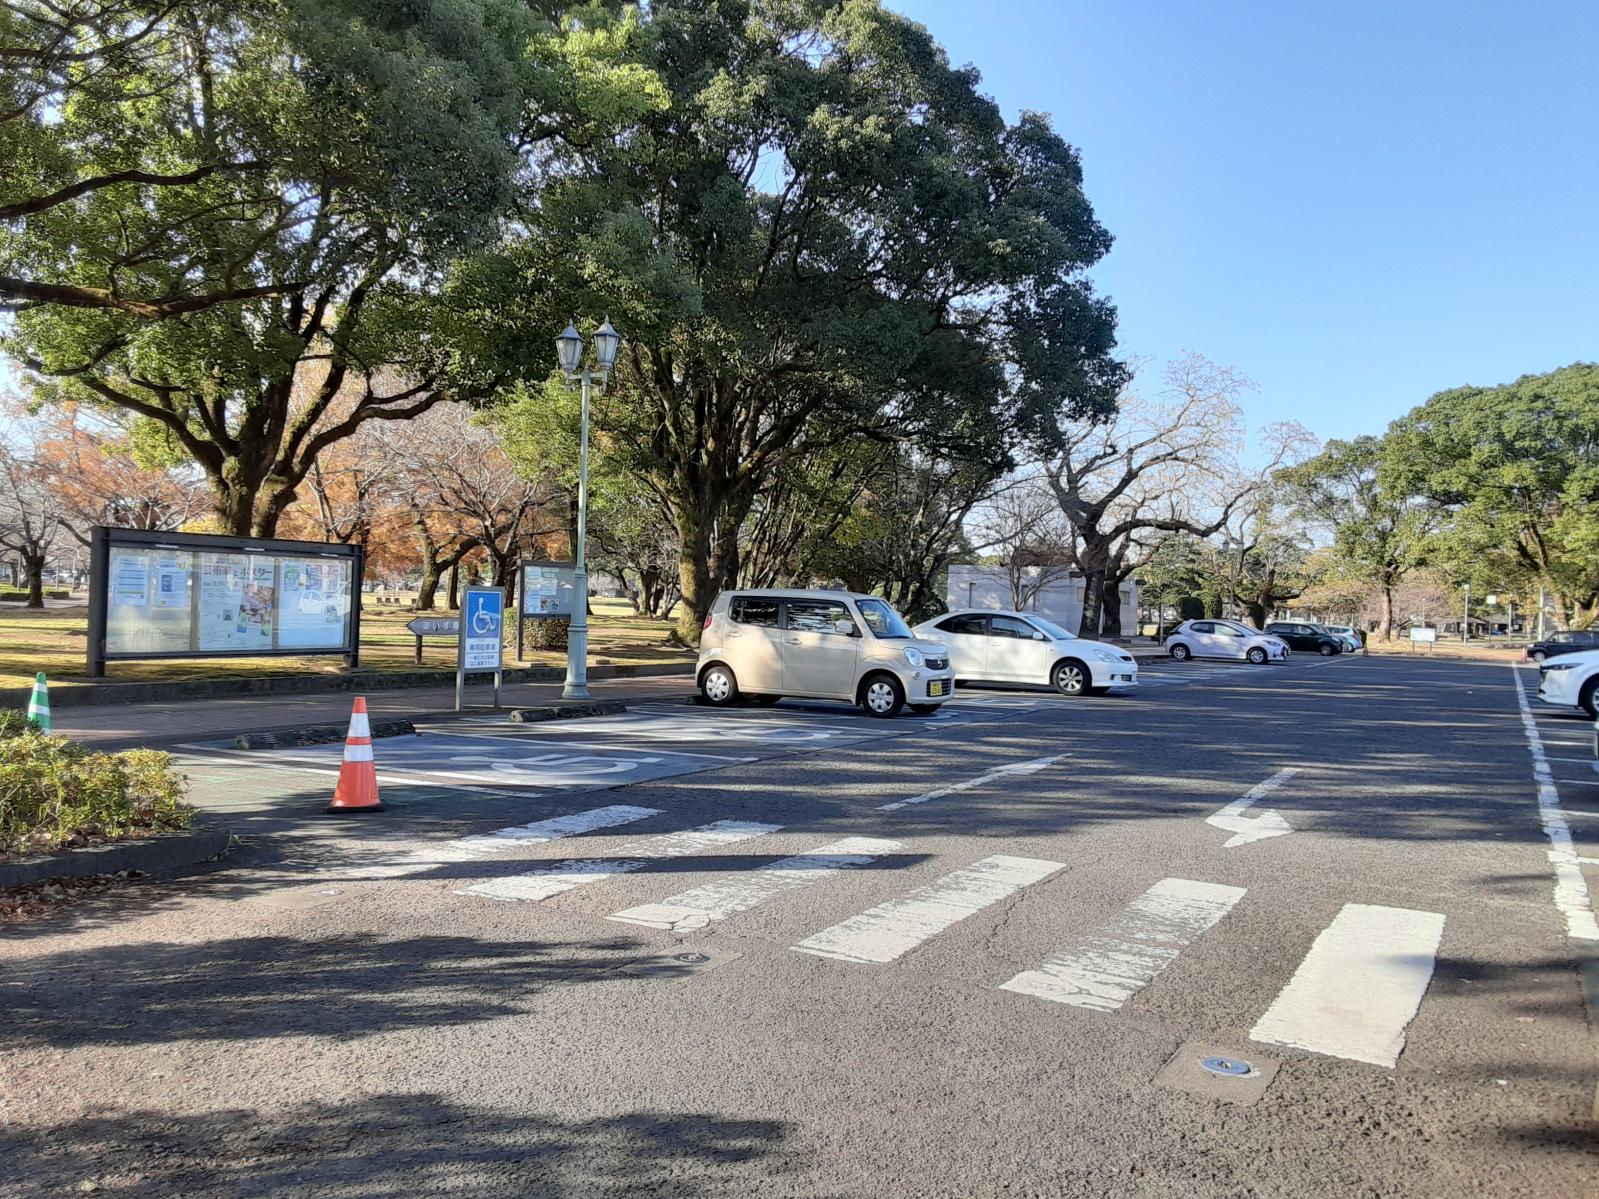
<box><xmin>855</xmin><ymin>597</ymin><xmax>913</xmax><ymax>639</ymax></box>
<box><xmin>1028</xmin><ymin>616</ymin><xmax>1076</xmax><ymax>640</ymax></box>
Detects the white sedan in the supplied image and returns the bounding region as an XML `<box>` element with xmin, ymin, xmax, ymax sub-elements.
<box><xmin>1536</xmin><ymin>648</ymin><xmax>1599</xmax><ymax>718</ymax></box>
<box><xmin>911</xmin><ymin>610</ymin><xmax>1138</xmax><ymax>697</ymax></box>
<box><xmin>1164</xmin><ymin>619</ymin><xmax>1289</xmax><ymax>664</ymax></box>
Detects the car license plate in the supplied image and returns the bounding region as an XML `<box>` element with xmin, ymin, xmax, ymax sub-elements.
<box><xmin>927</xmin><ymin>680</ymin><xmax>948</xmax><ymax>697</ymax></box>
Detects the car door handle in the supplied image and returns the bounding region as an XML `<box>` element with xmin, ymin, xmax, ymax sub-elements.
<box><xmin>726</xmin><ymin>629</ymin><xmax>743</xmax><ymax>638</ymax></box>
<box><xmin>786</xmin><ymin>637</ymin><xmax>802</xmax><ymax>645</ymax></box>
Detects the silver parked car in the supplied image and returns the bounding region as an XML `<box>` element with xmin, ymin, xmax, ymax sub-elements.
<box><xmin>697</xmin><ymin>589</ymin><xmax>955</xmax><ymax>718</ymax></box>
<box><xmin>1164</xmin><ymin>619</ymin><xmax>1289</xmax><ymax>663</ymax></box>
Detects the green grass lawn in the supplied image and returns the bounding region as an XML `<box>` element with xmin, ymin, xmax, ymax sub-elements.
<box><xmin>0</xmin><ymin>597</ymin><xmax>692</xmax><ymax>691</ymax></box>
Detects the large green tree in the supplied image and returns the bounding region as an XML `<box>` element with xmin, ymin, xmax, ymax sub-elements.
<box><xmin>2</xmin><ymin>0</ymin><xmax>660</xmax><ymax>535</ymax></box>
<box><xmin>495</xmin><ymin>0</ymin><xmax>1123</xmax><ymax>639</ymax></box>
<box><xmin>1383</xmin><ymin>363</ymin><xmax>1599</xmax><ymax>628</ymax></box>
<box><xmin>1279</xmin><ymin>434</ymin><xmax>1438</xmax><ymax>641</ymax></box>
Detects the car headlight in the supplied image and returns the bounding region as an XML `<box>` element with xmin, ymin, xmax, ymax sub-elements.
<box><xmin>903</xmin><ymin>647</ymin><xmax>924</xmax><ymax>668</ymax></box>
<box><xmin>1090</xmin><ymin>648</ymin><xmax>1120</xmax><ymax>662</ymax></box>
<box><xmin>1543</xmin><ymin>661</ymin><xmax>1579</xmax><ymax>673</ymax></box>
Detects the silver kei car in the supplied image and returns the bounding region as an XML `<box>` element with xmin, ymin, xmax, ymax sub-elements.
<box><xmin>697</xmin><ymin>589</ymin><xmax>955</xmax><ymax>718</ymax></box>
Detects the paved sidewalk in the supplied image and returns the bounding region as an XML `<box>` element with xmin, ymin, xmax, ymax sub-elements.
<box><xmin>52</xmin><ymin>673</ymin><xmax>699</xmax><ymax>751</ymax></box>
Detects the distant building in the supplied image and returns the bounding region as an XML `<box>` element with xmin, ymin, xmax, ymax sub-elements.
<box><xmin>944</xmin><ymin>565</ymin><xmax>1139</xmax><ymax>637</ymax></box>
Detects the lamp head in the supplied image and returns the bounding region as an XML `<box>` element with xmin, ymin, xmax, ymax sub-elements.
<box><xmin>554</xmin><ymin>322</ymin><xmax>584</xmax><ymax>377</ymax></box>
<box><xmin>592</xmin><ymin>317</ymin><xmax>621</xmax><ymax>374</ymax></box>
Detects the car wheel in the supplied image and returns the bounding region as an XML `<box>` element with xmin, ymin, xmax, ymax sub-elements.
<box><xmin>1530</xmin><ymin>650</ymin><xmax>1546</xmax><ymax>663</ymax></box>
<box><xmin>1247</xmin><ymin>647</ymin><xmax>1268</xmax><ymax>665</ymax></box>
<box><xmin>1581</xmin><ymin>679</ymin><xmax>1599</xmax><ymax>720</ymax></box>
<box><xmin>750</xmin><ymin>694</ymin><xmax>782</xmax><ymax>706</ymax></box>
<box><xmin>1318</xmin><ymin>642</ymin><xmax>1337</xmax><ymax>656</ymax></box>
<box><xmin>1169</xmin><ymin>643</ymin><xmax>1192</xmax><ymax>661</ymax></box>
<box><xmin>907</xmin><ymin>702</ymin><xmax>940</xmax><ymax>715</ymax></box>
<box><xmin>1051</xmin><ymin>659</ymin><xmax>1090</xmax><ymax>697</ymax></box>
<box><xmin>700</xmin><ymin>664</ymin><xmax>739</xmax><ymax>707</ymax></box>
<box><xmin>860</xmin><ymin>674</ymin><xmax>905</xmax><ymax>718</ymax></box>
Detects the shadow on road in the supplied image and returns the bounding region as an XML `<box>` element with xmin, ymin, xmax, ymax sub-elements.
<box><xmin>1</xmin><ymin>1094</ymin><xmax>808</xmax><ymax>1198</ymax></box>
<box><xmin>2</xmin><ymin>932</ymin><xmax>667</xmax><ymax>1049</ymax></box>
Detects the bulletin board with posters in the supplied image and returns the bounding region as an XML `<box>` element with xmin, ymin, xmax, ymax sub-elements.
<box><xmin>87</xmin><ymin>527</ymin><xmax>364</xmax><ymax>676</ymax></box>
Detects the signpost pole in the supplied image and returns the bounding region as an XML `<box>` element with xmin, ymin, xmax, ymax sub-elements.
<box><xmin>86</xmin><ymin>526</ymin><xmax>110</xmax><ymax>678</ymax></box>
<box><xmin>564</xmin><ymin>371</ymin><xmax>593</xmax><ymax>700</ymax></box>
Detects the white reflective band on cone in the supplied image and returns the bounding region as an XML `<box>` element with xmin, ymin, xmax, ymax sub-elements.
<box><xmin>349</xmin><ymin>713</ymin><xmax>371</xmax><ymax>738</ymax></box>
<box><xmin>343</xmin><ymin>744</ymin><xmax>374</xmax><ymax>762</ymax></box>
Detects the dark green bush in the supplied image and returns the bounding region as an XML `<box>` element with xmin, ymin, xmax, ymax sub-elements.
<box><xmin>0</xmin><ymin>709</ymin><xmax>41</xmax><ymax>739</ymax></box>
<box><xmin>0</xmin><ymin>727</ymin><xmax>192</xmax><ymax>855</ymax></box>
<box><xmin>521</xmin><ymin>616</ymin><xmax>569</xmax><ymax>651</ymax></box>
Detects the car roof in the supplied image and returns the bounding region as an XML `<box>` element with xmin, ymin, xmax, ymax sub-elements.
<box><xmin>726</xmin><ymin>587</ymin><xmax>878</xmax><ymax>602</ymax></box>
<box><xmin>924</xmin><ymin>609</ymin><xmax>1042</xmax><ymax>621</ymax></box>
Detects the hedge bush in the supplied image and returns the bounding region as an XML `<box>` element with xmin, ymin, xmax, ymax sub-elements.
<box><xmin>0</xmin><ymin>715</ymin><xmax>192</xmax><ymax>855</ymax></box>
<box><xmin>521</xmin><ymin>616</ymin><xmax>569</xmax><ymax>651</ymax></box>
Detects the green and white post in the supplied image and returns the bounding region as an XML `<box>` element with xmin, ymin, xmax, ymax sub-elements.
<box><xmin>27</xmin><ymin>671</ymin><xmax>51</xmax><ymax>733</ymax></box>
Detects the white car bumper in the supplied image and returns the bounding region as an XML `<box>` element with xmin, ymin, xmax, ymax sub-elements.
<box><xmin>1537</xmin><ymin>668</ymin><xmax>1583</xmax><ymax>709</ymax></box>
<box><xmin>1088</xmin><ymin>657</ymin><xmax>1139</xmax><ymax>688</ymax></box>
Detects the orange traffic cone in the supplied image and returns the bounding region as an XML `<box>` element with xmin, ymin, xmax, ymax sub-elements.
<box><xmin>326</xmin><ymin>697</ymin><xmax>385</xmax><ymax>814</ymax></box>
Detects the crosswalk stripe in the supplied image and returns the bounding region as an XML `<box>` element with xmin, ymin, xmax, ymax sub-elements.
<box><xmin>999</xmin><ymin>878</ymin><xmax>1246</xmax><ymax>1011</ymax></box>
<box><xmin>458</xmin><ymin>819</ymin><xmax>782</xmax><ymax>903</ymax></box>
<box><xmin>792</xmin><ymin>854</ymin><xmax>1065</xmax><ymax>964</ymax></box>
<box><xmin>608</xmin><ymin>836</ymin><xmax>904</xmax><ymax>932</ymax></box>
<box><xmin>447</xmin><ymin>804</ymin><xmax>661</xmax><ymax>855</ymax></box>
<box><xmin>1249</xmin><ymin>903</ymin><xmax>1446</xmax><ymax>1068</ymax></box>
<box><xmin>877</xmin><ymin>755</ymin><xmax>1069</xmax><ymax>811</ymax></box>
<box><xmin>362</xmin><ymin>804</ymin><xmax>663</xmax><ymax>879</ymax></box>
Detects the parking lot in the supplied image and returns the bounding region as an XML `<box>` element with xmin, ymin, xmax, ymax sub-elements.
<box><xmin>5</xmin><ymin>653</ymin><xmax>1597</xmax><ymax>1198</ymax></box>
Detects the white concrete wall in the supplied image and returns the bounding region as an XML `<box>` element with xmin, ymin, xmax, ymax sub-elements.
<box><xmin>945</xmin><ymin>566</ymin><xmax>1138</xmax><ymax>636</ymax></box>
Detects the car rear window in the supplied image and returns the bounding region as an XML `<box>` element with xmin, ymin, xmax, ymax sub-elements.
<box><xmin>730</xmin><ymin>596</ymin><xmax>779</xmax><ymax>627</ymax></box>
<box><xmin>938</xmin><ymin>614</ymin><xmax>988</xmax><ymax>636</ymax></box>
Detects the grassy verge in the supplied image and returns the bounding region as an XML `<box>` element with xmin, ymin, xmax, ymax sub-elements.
<box><xmin>0</xmin><ymin>712</ymin><xmax>193</xmax><ymax>856</ymax></box>
<box><xmin>0</xmin><ymin>597</ymin><xmax>691</xmax><ymax>691</ymax></box>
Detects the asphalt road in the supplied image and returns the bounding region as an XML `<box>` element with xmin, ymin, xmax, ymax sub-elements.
<box><xmin>3</xmin><ymin>654</ymin><xmax>1597</xmax><ymax>1198</ymax></box>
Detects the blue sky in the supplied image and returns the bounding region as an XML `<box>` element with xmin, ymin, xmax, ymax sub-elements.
<box><xmin>891</xmin><ymin>0</ymin><xmax>1599</xmax><ymax>444</ymax></box>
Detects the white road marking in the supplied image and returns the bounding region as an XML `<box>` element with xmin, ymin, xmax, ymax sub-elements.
<box><xmin>1250</xmin><ymin>903</ymin><xmax>1446</xmax><ymax>1068</ymax></box>
<box><xmin>1205</xmin><ymin>768</ymin><xmax>1299</xmax><ymax>848</ymax></box>
<box><xmin>791</xmin><ymin>854</ymin><xmax>1064</xmax><ymax>964</ymax></box>
<box><xmin>877</xmin><ymin>754</ymin><xmax>1070</xmax><ymax>811</ymax></box>
<box><xmin>361</xmin><ymin>805</ymin><xmax>663</xmax><ymax>878</ymax></box>
<box><xmin>1511</xmin><ymin>668</ymin><xmax>1599</xmax><ymax>941</ymax></box>
<box><xmin>999</xmin><ymin>878</ymin><xmax>1246</xmax><ymax>1011</ymax></box>
<box><xmin>425</xmin><ymin>728</ymin><xmax>757</xmax><ymax>762</ymax></box>
<box><xmin>608</xmin><ymin>836</ymin><xmax>904</xmax><ymax>932</ymax></box>
<box><xmin>459</xmin><ymin>819</ymin><xmax>782</xmax><ymax>902</ymax></box>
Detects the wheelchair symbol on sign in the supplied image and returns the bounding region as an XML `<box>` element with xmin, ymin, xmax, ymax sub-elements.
<box><xmin>471</xmin><ymin>606</ymin><xmax>498</xmax><ymax>635</ymax></box>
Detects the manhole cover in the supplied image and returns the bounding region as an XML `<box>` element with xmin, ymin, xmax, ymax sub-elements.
<box><xmin>1200</xmin><ymin>1056</ymin><xmax>1253</xmax><ymax>1077</ymax></box>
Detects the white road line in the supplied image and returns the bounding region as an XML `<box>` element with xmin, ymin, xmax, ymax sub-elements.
<box><xmin>1205</xmin><ymin>768</ymin><xmax>1299</xmax><ymax>848</ymax></box>
<box><xmin>458</xmin><ymin>819</ymin><xmax>781</xmax><ymax>902</ymax></box>
<box><xmin>364</xmin><ymin>804</ymin><xmax>662</xmax><ymax>878</ymax></box>
<box><xmin>174</xmin><ymin>745</ymin><xmax>533</xmax><ymax>799</ymax></box>
<box><xmin>999</xmin><ymin>878</ymin><xmax>1246</xmax><ymax>1011</ymax></box>
<box><xmin>1250</xmin><ymin>903</ymin><xmax>1446</xmax><ymax>1068</ymax></box>
<box><xmin>608</xmin><ymin>836</ymin><xmax>904</xmax><ymax>932</ymax></box>
<box><xmin>422</xmin><ymin>729</ymin><xmax>757</xmax><ymax>762</ymax></box>
<box><xmin>791</xmin><ymin>854</ymin><xmax>1064</xmax><ymax>964</ymax></box>
<box><xmin>877</xmin><ymin>754</ymin><xmax>1070</xmax><ymax>811</ymax></box>
<box><xmin>1511</xmin><ymin>666</ymin><xmax>1599</xmax><ymax>941</ymax></box>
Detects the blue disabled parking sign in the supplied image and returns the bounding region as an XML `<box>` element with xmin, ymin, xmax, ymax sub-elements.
<box><xmin>456</xmin><ymin>586</ymin><xmax>506</xmax><ymax>710</ymax></box>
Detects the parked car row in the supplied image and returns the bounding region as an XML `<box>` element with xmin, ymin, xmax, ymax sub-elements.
<box><xmin>695</xmin><ymin>590</ymin><xmax>1371</xmax><ymax>718</ymax></box>
<box><xmin>695</xmin><ymin>591</ymin><xmax>1140</xmax><ymax>717</ymax></box>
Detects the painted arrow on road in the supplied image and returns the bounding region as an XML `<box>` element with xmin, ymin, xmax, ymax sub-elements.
<box><xmin>1206</xmin><ymin>767</ymin><xmax>1299</xmax><ymax>848</ymax></box>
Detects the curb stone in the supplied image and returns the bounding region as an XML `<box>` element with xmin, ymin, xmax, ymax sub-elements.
<box><xmin>232</xmin><ymin>719</ymin><xmax>417</xmax><ymax>749</ymax></box>
<box><xmin>0</xmin><ymin>827</ymin><xmax>232</xmax><ymax>889</ymax></box>
<box><xmin>506</xmin><ymin>701</ymin><xmax>627</xmax><ymax>723</ymax></box>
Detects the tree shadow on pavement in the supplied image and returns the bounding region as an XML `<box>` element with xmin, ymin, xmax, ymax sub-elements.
<box><xmin>2</xmin><ymin>932</ymin><xmax>667</xmax><ymax>1049</ymax></box>
<box><xmin>1</xmin><ymin>1094</ymin><xmax>814</xmax><ymax>1199</ymax></box>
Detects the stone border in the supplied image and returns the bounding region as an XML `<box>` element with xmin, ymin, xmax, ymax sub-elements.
<box><xmin>0</xmin><ymin>659</ymin><xmax>696</xmax><ymax>710</ymax></box>
<box><xmin>0</xmin><ymin>827</ymin><xmax>231</xmax><ymax>889</ymax></box>
<box><xmin>232</xmin><ymin>719</ymin><xmax>417</xmax><ymax>750</ymax></box>
<box><xmin>507</xmin><ymin>700</ymin><xmax>627</xmax><ymax>723</ymax></box>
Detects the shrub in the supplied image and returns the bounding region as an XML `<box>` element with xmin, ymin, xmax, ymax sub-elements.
<box><xmin>0</xmin><ymin>709</ymin><xmax>41</xmax><ymax>739</ymax></box>
<box><xmin>521</xmin><ymin>616</ymin><xmax>569</xmax><ymax>651</ymax></box>
<box><xmin>0</xmin><ymin>727</ymin><xmax>192</xmax><ymax>855</ymax></box>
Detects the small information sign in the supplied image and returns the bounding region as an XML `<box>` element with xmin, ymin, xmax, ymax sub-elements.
<box><xmin>456</xmin><ymin>586</ymin><xmax>505</xmax><ymax>710</ymax></box>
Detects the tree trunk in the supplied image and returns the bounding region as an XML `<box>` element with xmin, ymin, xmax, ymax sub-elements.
<box><xmin>1378</xmin><ymin>582</ymin><xmax>1395</xmax><ymax>642</ymax></box>
<box><xmin>416</xmin><ymin>562</ymin><xmax>442</xmax><ymax>611</ymax></box>
<box><xmin>1099</xmin><ymin>580</ymin><xmax>1124</xmax><ymax>637</ymax></box>
<box><xmin>676</xmin><ymin>507</ymin><xmax>715</xmax><ymax>643</ymax></box>
<box><xmin>23</xmin><ymin>551</ymin><xmax>45</xmax><ymax>608</ymax></box>
<box><xmin>447</xmin><ymin>562</ymin><xmax>460</xmax><ymax>610</ymax></box>
<box><xmin>1076</xmin><ymin>538</ymin><xmax>1112</xmax><ymax>637</ymax></box>
<box><xmin>213</xmin><ymin>476</ymin><xmax>257</xmax><ymax>537</ymax></box>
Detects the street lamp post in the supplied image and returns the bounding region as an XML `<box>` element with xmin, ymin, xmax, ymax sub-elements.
<box><xmin>554</xmin><ymin>318</ymin><xmax>621</xmax><ymax>701</ymax></box>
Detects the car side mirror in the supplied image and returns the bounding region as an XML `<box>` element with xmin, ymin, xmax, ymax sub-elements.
<box><xmin>834</xmin><ymin>618</ymin><xmax>858</xmax><ymax>637</ymax></box>
<box><xmin>1032</xmin><ymin>631</ymin><xmax>1047</xmax><ymax>641</ymax></box>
